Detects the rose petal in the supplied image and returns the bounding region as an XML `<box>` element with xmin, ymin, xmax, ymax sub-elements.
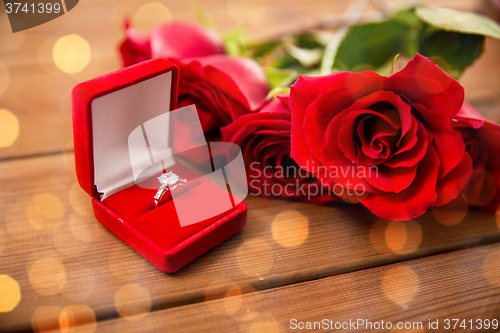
<box><xmin>150</xmin><ymin>22</ymin><xmax>224</xmax><ymax>59</ymax></box>
<box><xmin>392</xmin><ymin>53</ymin><xmax>464</xmax><ymax>115</ymax></box>
<box><xmin>359</xmin><ymin>147</ymin><xmax>441</xmax><ymax>221</ymax></box>
<box><xmin>433</xmin><ymin>152</ymin><xmax>473</xmax><ymax>207</ymax></box>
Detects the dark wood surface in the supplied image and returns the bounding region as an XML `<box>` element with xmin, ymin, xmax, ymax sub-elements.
<box><xmin>1</xmin><ymin>0</ymin><xmax>500</xmax><ymax>332</ymax></box>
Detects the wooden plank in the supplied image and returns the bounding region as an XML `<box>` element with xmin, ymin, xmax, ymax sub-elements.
<box><xmin>0</xmin><ymin>153</ymin><xmax>499</xmax><ymax>331</ymax></box>
<box><xmin>94</xmin><ymin>242</ymin><xmax>500</xmax><ymax>333</ymax></box>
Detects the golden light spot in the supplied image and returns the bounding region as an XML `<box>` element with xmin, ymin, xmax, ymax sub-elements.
<box><xmin>0</xmin><ymin>109</ymin><xmax>20</xmax><ymax>148</ymax></box>
<box><xmin>432</xmin><ymin>194</ymin><xmax>468</xmax><ymax>226</ymax></box>
<box><xmin>241</xmin><ymin>312</ymin><xmax>284</xmax><ymax>333</ymax></box>
<box><xmin>236</xmin><ymin>238</ymin><xmax>274</xmax><ymax>278</ymax></box>
<box><xmin>69</xmin><ymin>213</ymin><xmax>94</xmax><ymax>243</ymax></box>
<box><xmin>27</xmin><ymin>193</ymin><xmax>65</xmax><ymax>232</ymax></box>
<box><xmin>204</xmin><ymin>280</ymin><xmax>261</xmax><ymax>317</ymax></box>
<box><xmin>62</xmin><ymin>268</ymin><xmax>95</xmax><ymax>302</ymax></box>
<box><xmin>227</xmin><ymin>0</ymin><xmax>266</xmax><ymax>25</ymax></box>
<box><xmin>370</xmin><ymin>220</ymin><xmax>422</xmax><ymax>254</ymax></box>
<box><xmin>385</xmin><ymin>221</ymin><xmax>407</xmax><ymax>253</ymax></box>
<box><xmin>382</xmin><ymin>266</ymin><xmax>420</xmax><ymax>309</ymax></box>
<box><xmin>53</xmin><ymin>35</ymin><xmax>91</xmax><ymax>74</ymax></box>
<box><xmin>32</xmin><ymin>306</ymin><xmax>62</xmax><ymax>333</ymax></box>
<box><xmin>59</xmin><ymin>305</ymin><xmax>97</xmax><ymax>333</ymax></box>
<box><xmin>0</xmin><ymin>62</ymin><xmax>10</xmax><ymax>96</ymax></box>
<box><xmin>115</xmin><ymin>284</ymin><xmax>152</xmax><ymax>321</ymax></box>
<box><xmin>0</xmin><ymin>275</ymin><xmax>21</xmax><ymax>312</ymax></box>
<box><xmin>483</xmin><ymin>249</ymin><xmax>500</xmax><ymax>287</ymax></box>
<box><xmin>134</xmin><ymin>2</ymin><xmax>172</xmax><ymax>32</ymax></box>
<box><xmin>29</xmin><ymin>257</ymin><xmax>66</xmax><ymax>296</ymax></box>
<box><xmin>224</xmin><ymin>285</ymin><xmax>243</xmax><ymax>315</ymax></box>
<box><xmin>0</xmin><ymin>228</ymin><xmax>5</xmax><ymax>254</ymax></box>
<box><xmin>272</xmin><ymin>210</ymin><xmax>309</xmax><ymax>247</ymax></box>
<box><xmin>69</xmin><ymin>183</ymin><xmax>92</xmax><ymax>216</ymax></box>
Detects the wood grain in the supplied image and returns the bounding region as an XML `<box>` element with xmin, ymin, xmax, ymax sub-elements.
<box><xmin>94</xmin><ymin>242</ymin><xmax>500</xmax><ymax>333</ymax></box>
<box><xmin>0</xmin><ymin>153</ymin><xmax>499</xmax><ymax>331</ymax></box>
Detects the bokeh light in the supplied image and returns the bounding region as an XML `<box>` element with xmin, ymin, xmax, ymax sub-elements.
<box><xmin>236</xmin><ymin>238</ymin><xmax>274</xmax><ymax>278</ymax></box>
<box><xmin>370</xmin><ymin>220</ymin><xmax>422</xmax><ymax>254</ymax></box>
<box><xmin>0</xmin><ymin>274</ymin><xmax>21</xmax><ymax>312</ymax></box>
<box><xmin>27</xmin><ymin>193</ymin><xmax>65</xmax><ymax>232</ymax></box>
<box><xmin>0</xmin><ymin>61</ymin><xmax>10</xmax><ymax>96</ymax></box>
<box><xmin>69</xmin><ymin>183</ymin><xmax>93</xmax><ymax>216</ymax></box>
<box><xmin>31</xmin><ymin>306</ymin><xmax>63</xmax><ymax>333</ymax></box>
<box><xmin>204</xmin><ymin>280</ymin><xmax>262</xmax><ymax>317</ymax></box>
<box><xmin>431</xmin><ymin>194</ymin><xmax>468</xmax><ymax>226</ymax></box>
<box><xmin>59</xmin><ymin>305</ymin><xmax>97</xmax><ymax>333</ymax></box>
<box><xmin>29</xmin><ymin>256</ymin><xmax>67</xmax><ymax>296</ymax></box>
<box><xmin>0</xmin><ymin>109</ymin><xmax>20</xmax><ymax>148</ymax></box>
<box><xmin>115</xmin><ymin>284</ymin><xmax>152</xmax><ymax>321</ymax></box>
<box><xmin>272</xmin><ymin>210</ymin><xmax>309</xmax><ymax>247</ymax></box>
<box><xmin>385</xmin><ymin>221</ymin><xmax>407</xmax><ymax>253</ymax></box>
<box><xmin>134</xmin><ymin>2</ymin><xmax>172</xmax><ymax>32</ymax></box>
<box><xmin>382</xmin><ymin>266</ymin><xmax>420</xmax><ymax>309</ymax></box>
<box><xmin>483</xmin><ymin>249</ymin><xmax>500</xmax><ymax>287</ymax></box>
<box><xmin>53</xmin><ymin>35</ymin><xmax>91</xmax><ymax>74</ymax></box>
<box><xmin>223</xmin><ymin>285</ymin><xmax>243</xmax><ymax>315</ymax></box>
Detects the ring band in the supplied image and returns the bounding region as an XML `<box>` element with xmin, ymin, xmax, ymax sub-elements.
<box><xmin>154</xmin><ymin>171</ymin><xmax>187</xmax><ymax>207</ymax></box>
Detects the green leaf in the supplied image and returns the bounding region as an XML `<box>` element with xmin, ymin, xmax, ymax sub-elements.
<box><xmin>416</xmin><ymin>6</ymin><xmax>500</xmax><ymax>39</ymax></box>
<box><xmin>334</xmin><ymin>21</ymin><xmax>410</xmax><ymax>71</ymax></box>
<box><xmin>419</xmin><ymin>28</ymin><xmax>484</xmax><ymax>77</ymax></box>
<box><xmin>264</xmin><ymin>67</ymin><xmax>298</xmax><ymax>89</ymax></box>
<box><xmin>223</xmin><ymin>27</ymin><xmax>247</xmax><ymax>57</ymax></box>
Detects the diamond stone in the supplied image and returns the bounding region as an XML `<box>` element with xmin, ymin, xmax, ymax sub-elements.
<box><xmin>158</xmin><ymin>172</ymin><xmax>179</xmax><ymax>186</ymax></box>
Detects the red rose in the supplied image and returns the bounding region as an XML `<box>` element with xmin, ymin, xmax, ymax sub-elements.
<box><xmin>290</xmin><ymin>54</ymin><xmax>473</xmax><ymax>221</ymax></box>
<box><xmin>221</xmin><ymin>95</ymin><xmax>338</xmax><ymax>204</ymax></box>
<box><xmin>173</xmin><ymin>55</ymin><xmax>269</xmax><ymax>136</ymax></box>
<box><xmin>119</xmin><ymin>21</ymin><xmax>224</xmax><ymax>67</ymax></box>
<box><xmin>454</xmin><ymin>101</ymin><xmax>500</xmax><ymax>210</ymax></box>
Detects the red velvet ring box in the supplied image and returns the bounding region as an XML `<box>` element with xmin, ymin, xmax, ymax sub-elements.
<box><xmin>72</xmin><ymin>58</ymin><xmax>247</xmax><ymax>273</ymax></box>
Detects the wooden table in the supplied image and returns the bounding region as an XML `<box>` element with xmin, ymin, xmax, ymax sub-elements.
<box><xmin>1</xmin><ymin>0</ymin><xmax>500</xmax><ymax>332</ymax></box>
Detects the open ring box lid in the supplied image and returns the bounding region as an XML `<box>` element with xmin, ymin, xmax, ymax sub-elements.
<box><xmin>72</xmin><ymin>58</ymin><xmax>247</xmax><ymax>273</ymax></box>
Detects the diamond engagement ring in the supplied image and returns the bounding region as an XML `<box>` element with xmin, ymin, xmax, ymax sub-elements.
<box><xmin>154</xmin><ymin>171</ymin><xmax>187</xmax><ymax>207</ymax></box>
